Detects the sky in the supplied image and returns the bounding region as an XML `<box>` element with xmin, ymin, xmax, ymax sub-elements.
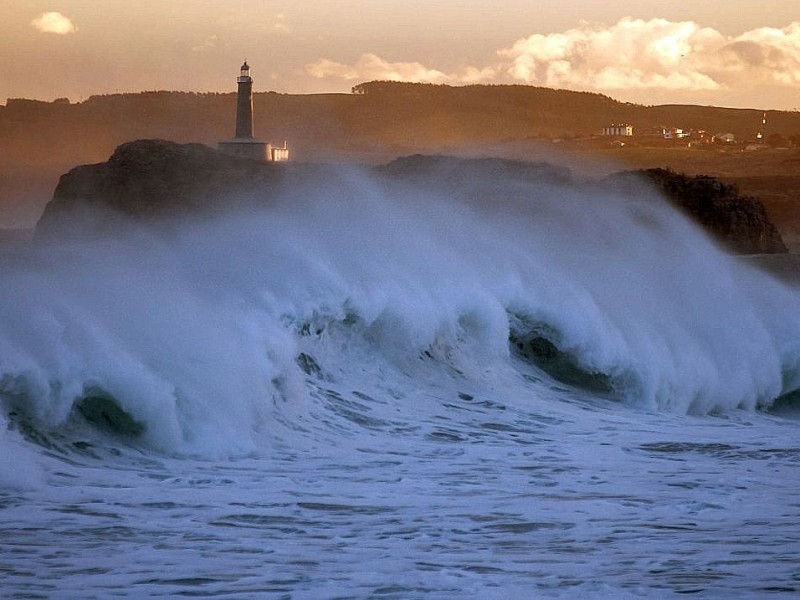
<box><xmin>2</xmin><ymin>1</ymin><xmax>800</xmax><ymax>110</ymax></box>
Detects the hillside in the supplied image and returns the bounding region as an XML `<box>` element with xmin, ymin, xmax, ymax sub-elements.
<box><xmin>3</xmin><ymin>82</ymin><xmax>800</xmax><ymax>231</ymax></box>
<box><xmin>349</xmin><ymin>82</ymin><xmax>800</xmax><ymax>143</ymax></box>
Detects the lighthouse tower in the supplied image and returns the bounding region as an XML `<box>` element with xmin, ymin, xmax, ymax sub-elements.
<box><xmin>235</xmin><ymin>61</ymin><xmax>254</xmax><ymax>139</ymax></box>
<box><xmin>218</xmin><ymin>61</ymin><xmax>287</xmax><ymax>161</ymax></box>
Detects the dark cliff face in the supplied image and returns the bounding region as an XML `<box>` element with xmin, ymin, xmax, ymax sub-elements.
<box><xmin>37</xmin><ymin>139</ymin><xmax>788</xmax><ymax>255</ymax></box>
<box><xmin>637</xmin><ymin>169</ymin><xmax>787</xmax><ymax>254</ymax></box>
<box><xmin>36</xmin><ymin>139</ymin><xmax>286</xmax><ymax>238</ymax></box>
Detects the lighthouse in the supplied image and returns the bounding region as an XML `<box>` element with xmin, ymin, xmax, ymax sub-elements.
<box><xmin>218</xmin><ymin>61</ymin><xmax>289</xmax><ymax>161</ymax></box>
<box><xmin>235</xmin><ymin>61</ymin><xmax>254</xmax><ymax>139</ymax></box>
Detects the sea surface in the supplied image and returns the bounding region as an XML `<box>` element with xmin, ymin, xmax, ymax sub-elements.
<box><xmin>2</xmin><ymin>163</ymin><xmax>800</xmax><ymax>598</ymax></box>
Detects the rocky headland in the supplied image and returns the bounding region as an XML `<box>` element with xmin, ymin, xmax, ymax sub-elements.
<box><xmin>608</xmin><ymin>168</ymin><xmax>787</xmax><ymax>254</ymax></box>
<box><xmin>36</xmin><ymin>139</ymin><xmax>788</xmax><ymax>257</ymax></box>
<box><xmin>36</xmin><ymin>139</ymin><xmax>288</xmax><ymax>237</ymax></box>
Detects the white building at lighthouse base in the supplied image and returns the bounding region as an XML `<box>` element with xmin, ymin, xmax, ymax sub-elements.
<box><xmin>217</xmin><ymin>138</ymin><xmax>270</xmax><ymax>161</ymax></box>
<box><xmin>217</xmin><ymin>139</ymin><xmax>289</xmax><ymax>162</ymax></box>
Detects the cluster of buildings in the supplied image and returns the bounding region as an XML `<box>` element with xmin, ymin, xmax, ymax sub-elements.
<box><xmin>601</xmin><ymin>123</ymin><xmax>737</xmax><ymax>145</ymax></box>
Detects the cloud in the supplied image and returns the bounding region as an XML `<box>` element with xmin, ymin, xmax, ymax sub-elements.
<box><xmin>273</xmin><ymin>13</ymin><xmax>291</xmax><ymax>34</ymax></box>
<box><xmin>306</xmin><ymin>54</ymin><xmax>498</xmax><ymax>85</ymax></box>
<box><xmin>306</xmin><ymin>53</ymin><xmax>451</xmax><ymax>83</ymax></box>
<box><xmin>31</xmin><ymin>12</ymin><xmax>77</xmax><ymax>35</ymax></box>
<box><xmin>717</xmin><ymin>23</ymin><xmax>800</xmax><ymax>85</ymax></box>
<box><xmin>192</xmin><ymin>34</ymin><xmax>219</xmax><ymax>52</ymax></box>
<box><xmin>499</xmin><ymin>18</ymin><xmax>800</xmax><ymax>92</ymax></box>
<box><xmin>307</xmin><ymin>18</ymin><xmax>800</xmax><ymax>97</ymax></box>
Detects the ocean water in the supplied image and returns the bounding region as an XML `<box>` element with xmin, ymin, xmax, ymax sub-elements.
<box><xmin>2</xmin><ymin>162</ymin><xmax>800</xmax><ymax>598</ymax></box>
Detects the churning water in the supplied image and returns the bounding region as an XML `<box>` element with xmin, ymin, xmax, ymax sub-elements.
<box><xmin>3</xmin><ymin>160</ymin><xmax>800</xmax><ymax>597</ymax></box>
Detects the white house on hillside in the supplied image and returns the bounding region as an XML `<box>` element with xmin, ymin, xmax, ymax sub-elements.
<box><xmin>602</xmin><ymin>124</ymin><xmax>633</xmax><ymax>136</ymax></box>
<box><xmin>714</xmin><ymin>132</ymin><xmax>735</xmax><ymax>143</ymax></box>
<box><xmin>662</xmin><ymin>127</ymin><xmax>689</xmax><ymax>139</ymax></box>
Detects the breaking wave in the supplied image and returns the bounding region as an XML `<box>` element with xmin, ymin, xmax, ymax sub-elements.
<box><xmin>2</xmin><ymin>160</ymin><xmax>800</xmax><ymax>459</ymax></box>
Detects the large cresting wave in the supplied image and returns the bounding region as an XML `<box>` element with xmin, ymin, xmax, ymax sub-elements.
<box><xmin>2</xmin><ymin>158</ymin><xmax>800</xmax><ymax>458</ymax></box>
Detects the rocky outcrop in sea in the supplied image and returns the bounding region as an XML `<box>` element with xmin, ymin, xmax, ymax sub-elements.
<box><xmin>609</xmin><ymin>168</ymin><xmax>787</xmax><ymax>254</ymax></box>
<box><xmin>37</xmin><ymin>139</ymin><xmax>788</xmax><ymax>254</ymax></box>
<box><xmin>36</xmin><ymin>139</ymin><xmax>286</xmax><ymax>238</ymax></box>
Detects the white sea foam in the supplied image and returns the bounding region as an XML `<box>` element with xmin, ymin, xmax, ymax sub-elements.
<box><xmin>4</xmin><ymin>160</ymin><xmax>800</xmax><ymax>597</ymax></box>
<box><xmin>0</xmin><ymin>420</ymin><xmax>44</xmax><ymax>490</ymax></box>
<box><xmin>1</xmin><ymin>163</ymin><xmax>799</xmax><ymax>457</ymax></box>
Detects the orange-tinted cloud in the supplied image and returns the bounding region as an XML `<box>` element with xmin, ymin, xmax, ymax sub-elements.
<box><xmin>500</xmin><ymin>18</ymin><xmax>800</xmax><ymax>91</ymax></box>
<box><xmin>31</xmin><ymin>12</ymin><xmax>77</xmax><ymax>35</ymax></box>
<box><xmin>307</xmin><ymin>18</ymin><xmax>800</xmax><ymax>95</ymax></box>
<box><xmin>306</xmin><ymin>53</ymin><xmax>496</xmax><ymax>85</ymax></box>
<box><xmin>306</xmin><ymin>53</ymin><xmax>450</xmax><ymax>83</ymax></box>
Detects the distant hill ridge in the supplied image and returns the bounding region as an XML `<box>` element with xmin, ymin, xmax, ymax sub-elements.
<box><xmin>3</xmin><ymin>81</ymin><xmax>800</xmax><ymax>228</ymax></box>
<box><xmin>5</xmin><ymin>82</ymin><xmax>800</xmax><ymax>152</ymax></box>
